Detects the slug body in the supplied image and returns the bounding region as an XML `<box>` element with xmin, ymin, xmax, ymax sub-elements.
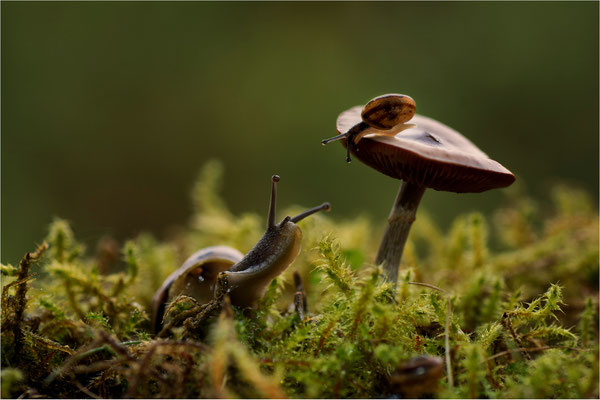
<box><xmin>226</xmin><ymin>221</ymin><xmax>302</xmax><ymax>306</ymax></box>
<box><xmin>151</xmin><ymin>175</ymin><xmax>330</xmax><ymax>333</ymax></box>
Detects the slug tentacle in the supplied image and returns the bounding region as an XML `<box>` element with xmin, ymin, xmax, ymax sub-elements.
<box><xmin>291</xmin><ymin>202</ymin><xmax>331</xmax><ymax>223</ymax></box>
<box><xmin>267</xmin><ymin>175</ymin><xmax>280</xmax><ymax>228</ymax></box>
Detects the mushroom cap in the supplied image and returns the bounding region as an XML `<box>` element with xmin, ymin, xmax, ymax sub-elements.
<box><xmin>337</xmin><ymin>106</ymin><xmax>515</xmax><ymax>193</ymax></box>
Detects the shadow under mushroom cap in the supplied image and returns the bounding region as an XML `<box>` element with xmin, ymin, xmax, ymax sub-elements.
<box><xmin>337</xmin><ymin>106</ymin><xmax>516</xmax><ymax>193</ymax></box>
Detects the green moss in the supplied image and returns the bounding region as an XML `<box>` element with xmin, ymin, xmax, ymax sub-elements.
<box><xmin>1</xmin><ymin>368</ymin><xmax>23</xmax><ymax>398</ymax></box>
<box><xmin>1</xmin><ymin>161</ymin><xmax>598</xmax><ymax>398</ymax></box>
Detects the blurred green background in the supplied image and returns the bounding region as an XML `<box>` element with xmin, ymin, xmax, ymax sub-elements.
<box><xmin>2</xmin><ymin>2</ymin><xmax>598</xmax><ymax>264</ymax></box>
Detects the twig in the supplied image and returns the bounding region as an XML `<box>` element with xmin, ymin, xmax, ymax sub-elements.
<box><xmin>72</xmin><ymin>360</ymin><xmax>120</xmax><ymax>374</ymax></box>
<box><xmin>182</xmin><ymin>275</ymin><xmax>231</xmax><ymax>338</ymax></box>
<box><xmin>408</xmin><ymin>281</ymin><xmax>448</xmax><ymax>295</ymax></box>
<box><xmin>501</xmin><ymin>312</ymin><xmax>532</xmax><ymax>361</ymax></box>
<box><xmin>444</xmin><ymin>296</ymin><xmax>453</xmax><ymax>388</ymax></box>
<box><xmin>45</xmin><ymin>338</ymin><xmax>103</xmax><ymax>384</ymax></box>
<box><xmin>125</xmin><ymin>340</ymin><xmax>210</xmax><ymax>398</ymax></box>
<box><xmin>314</xmin><ymin>319</ymin><xmax>337</xmax><ymax>357</ymax></box>
<box><xmin>76</xmin><ymin>340</ymin><xmax>140</xmax><ymax>360</ymax></box>
<box><xmin>96</xmin><ymin>331</ymin><xmax>135</xmax><ymax>359</ymax></box>
<box><xmin>17</xmin><ymin>388</ymin><xmax>42</xmax><ymax>399</ymax></box>
<box><xmin>486</xmin><ymin>345</ymin><xmax>581</xmax><ymax>362</ymax></box>
<box><xmin>1</xmin><ymin>276</ymin><xmax>34</xmax><ymax>329</ymax></box>
<box><xmin>73</xmin><ymin>379</ymin><xmax>101</xmax><ymax>399</ymax></box>
<box><xmin>44</xmin><ymin>333</ymin><xmax>136</xmax><ymax>384</ymax></box>
<box><xmin>14</xmin><ymin>242</ymin><xmax>48</xmax><ymax>353</ymax></box>
<box><xmin>28</xmin><ymin>331</ymin><xmax>75</xmax><ymax>355</ymax></box>
<box><xmin>126</xmin><ymin>341</ymin><xmax>158</xmax><ymax>398</ymax></box>
<box><xmin>158</xmin><ymin>305</ymin><xmax>203</xmax><ymax>338</ymax></box>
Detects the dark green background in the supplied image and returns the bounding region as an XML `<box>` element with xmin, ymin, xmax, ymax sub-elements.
<box><xmin>2</xmin><ymin>2</ymin><xmax>598</xmax><ymax>263</ymax></box>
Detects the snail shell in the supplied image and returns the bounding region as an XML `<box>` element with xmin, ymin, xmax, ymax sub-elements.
<box><xmin>151</xmin><ymin>246</ymin><xmax>243</xmax><ymax>333</ymax></box>
<box><xmin>390</xmin><ymin>355</ymin><xmax>444</xmax><ymax>398</ymax></box>
<box><xmin>361</xmin><ymin>94</ymin><xmax>416</xmax><ymax>130</ymax></box>
<box><xmin>321</xmin><ymin>93</ymin><xmax>417</xmax><ymax>163</ymax></box>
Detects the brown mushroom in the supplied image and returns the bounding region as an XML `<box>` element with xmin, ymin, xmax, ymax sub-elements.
<box><xmin>325</xmin><ymin>97</ymin><xmax>515</xmax><ymax>284</ymax></box>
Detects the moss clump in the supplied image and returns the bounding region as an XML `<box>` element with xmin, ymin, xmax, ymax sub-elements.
<box><xmin>1</xmin><ymin>161</ymin><xmax>598</xmax><ymax>398</ymax></box>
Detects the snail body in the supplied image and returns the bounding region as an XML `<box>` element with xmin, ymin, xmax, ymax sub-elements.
<box><xmin>322</xmin><ymin>93</ymin><xmax>416</xmax><ymax>162</ymax></box>
<box><xmin>151</xmin><ymin>175</ymin><xmax>330</xmax><ymax>333</ymax></box>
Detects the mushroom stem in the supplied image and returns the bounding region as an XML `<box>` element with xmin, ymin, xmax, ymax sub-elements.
<box><xmin>375</xmin><ymin>181</ymin><xmax>426</xmax><ymax>285</ymax></box>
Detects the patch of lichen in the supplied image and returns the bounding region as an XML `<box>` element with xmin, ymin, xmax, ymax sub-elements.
<box><xmin>1</xmin><ymin>160</ymin><xmax>598</xmax><ymax>398</ymax></box>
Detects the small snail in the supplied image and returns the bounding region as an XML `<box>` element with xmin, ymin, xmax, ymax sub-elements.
<box><xmin>152</xmin><ymin>175</ymin><xmax>330</xmax><ymax>333</ymax></box>
<box><xmin>361</xmin><ymin>94</ymin><xmax>416</xmax><ymax>129</ymax></box>
<box><xmin>321</xmin><ymin>93</ymin><xmax>416</xmax><ymax>162</ymax></box>
<box><xmin>389</xmin><ymin>355</ymin><xmax>444</xmax><ymax>398</ymax></box>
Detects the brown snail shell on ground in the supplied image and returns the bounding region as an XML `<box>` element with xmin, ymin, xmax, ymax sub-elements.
<box><xmin>151</xmin><ymin>246</ymin><xmax>243</xmax><ymax>333</ymax></box>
